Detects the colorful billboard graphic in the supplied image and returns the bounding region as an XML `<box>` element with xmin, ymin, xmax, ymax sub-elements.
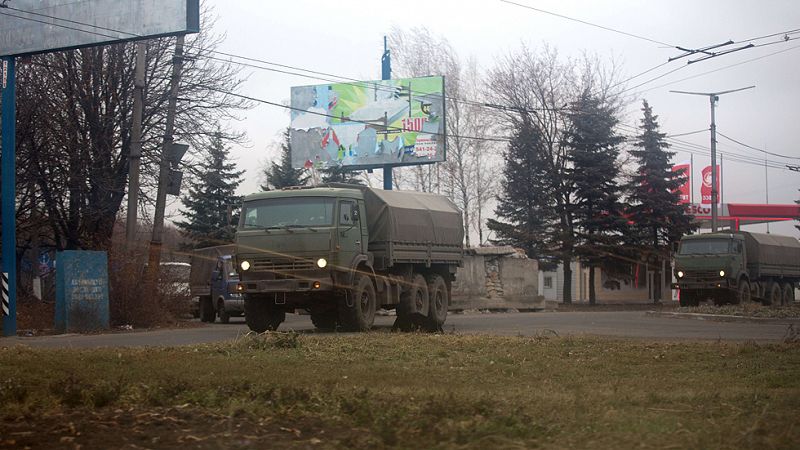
<box><xmin>700</xmin><ymin>164</ymin><xmax>720</xmax><ymax>204</ymax></box>
<box><xmin>289</xmin><ymin>76</ymin><xmax>445</xmax><ymax>170</ymax></box>
<box><xmin>672</xmin><ymin>161</ymin><xmax>691</xmax><ymax>204</ymax></box>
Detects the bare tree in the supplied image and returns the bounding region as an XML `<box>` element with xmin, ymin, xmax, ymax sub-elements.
<box><xmin>13</xmin><ymin>10</ymin><xmax>251</xmax><ymax>252</ymax></box>
<box><xmin>388</xmin><ymin>27</ymin><xmax>498</xmax><ymax>247</ymax></box>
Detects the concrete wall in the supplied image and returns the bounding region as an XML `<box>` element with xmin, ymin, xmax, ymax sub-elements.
<box><xmin>451</xmin><ymin>248</ymin><xmax>543</xmax><ymax>311</ymax></box>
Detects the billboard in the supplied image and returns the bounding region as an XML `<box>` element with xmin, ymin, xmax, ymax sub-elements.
<box><xmin>0</xmin><ymin>0</ymin><xmax>199</xmax><ymax>57</ymax></box>
<box><xmin>671</xmin><ymin>161</ymin><xmax>691</xmax><ymax>204</ymax></box>
<box><xmin>700</xmin><ymin>165</ymin><xmax>720</xmax><ymax>204</ymax></box>
<box><xmin>290</xmin><ymin>76</ymin><xmax>445</xmax><ymax>170</ymax></box>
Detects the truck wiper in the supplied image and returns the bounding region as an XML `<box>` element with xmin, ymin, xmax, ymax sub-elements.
<box><xmin>284</xmin><ymin>224</ymin><xmax>319</xmax><ymax>232</ymax></box>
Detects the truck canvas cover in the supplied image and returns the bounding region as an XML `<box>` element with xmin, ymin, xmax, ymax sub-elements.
<box><xmin>363</xmin><ymin>188</ymin><xmax>463</xmax><ymax>247</ymax></box>
<box><xmin>742</xmin><ymin>232</ymin><xmax>800</xmax><ymax>277</ymax></box>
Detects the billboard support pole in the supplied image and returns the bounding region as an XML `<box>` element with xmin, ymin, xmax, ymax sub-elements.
<box><xmin>381</xmin><ymin>36</ymin><xmax>392</xmax><ymax>190</ymax></box>
<box><xmin>1</xmin><ymin>56</ymin><xmax>16</xmax><ymax>336</ymax></box>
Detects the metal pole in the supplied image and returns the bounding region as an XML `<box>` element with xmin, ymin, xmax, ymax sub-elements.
<box><xmin>709</xmin><ymin>94</ymin><xmax>718</xmax><ymax>232</ymax></box>
<box><xmin>765</xmin><ymin>151</ymin><xmax>770</xmax><ymax>233</ymax></box>
<box><xmin>1</xmin><ymin>57</ymin><xmax>16</xmax><ymax>336</ymax></box>
<box><xmin>381</xmin><ymin>36</ymin><xmax>392</xmax><ymax>190</ymax></box>
<box><xmin>148</xmin><ymin>35</ymin><xmax>184</xmax><ymax>274</ymax></box>
<box><xmin>690</xmin><ymin>153</ymin><xmax>694</xmax><ymax>204</ymax></box>
<box><xmin>126</xmin><ymin>42</ymin><xmax>146</xmax><ymax>244</ymax></box>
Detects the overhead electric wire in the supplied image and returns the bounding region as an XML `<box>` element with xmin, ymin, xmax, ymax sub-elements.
<box><xmin>498</xmin><ymin>0</ymin><xmax>675</xmax><ymax>47</ymax></box>
<box><xmin>716</xmin><ymin>131</ymin><xmax>800</xmax><ymax>160</ymax></box>
<box><xmin>666</xmin><ymin>128</ymin><xmax>708</xmax><ymax>138</ymax></box>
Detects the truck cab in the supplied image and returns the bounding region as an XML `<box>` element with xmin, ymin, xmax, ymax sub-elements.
<box><xmin>209</xmin><ymin>255</ymin><xmax>245</xmax><ymax>323</ymax></box>
<box><xmin>674</xmin><ymin>233</ymin><xmax>747</xmax><ymax>306</ymax></box>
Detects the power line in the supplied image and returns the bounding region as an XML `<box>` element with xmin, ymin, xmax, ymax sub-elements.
<box><xmin>498</xmin><ymin>0</ymin><xmax>675</xmax><ymax>47</ymax></box>
<box><xmin>716</xmin><ymin>131</ymin><xmax>799</xmax><ymax>160</ymax></box>
<box><xmin>667</xmin><ymin>128</ymin><xmax>708</xmax><ymax>138</ymax></box>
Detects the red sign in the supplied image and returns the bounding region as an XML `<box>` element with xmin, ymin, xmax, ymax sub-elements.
<box><xmin>700</xmin><ymin>165</ymin><xmax>719</xmax><ymax>204</ymax></box>
<box><xmin>671</xmin><ymin>162</ymin><xmax>690</xmax><ymax>204</ymax></box>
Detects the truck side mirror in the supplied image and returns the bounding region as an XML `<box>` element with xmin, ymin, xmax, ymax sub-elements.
<box><xmin>352</xmin><ymin>207</ymin><xmax>360</xmax><ymax>222</ymax></box>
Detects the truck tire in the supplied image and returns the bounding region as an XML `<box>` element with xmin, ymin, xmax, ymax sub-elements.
<box><xmin>200</xmin><ymin>296</ymin><xmax>216</xmax><ymax>323</ymax></box>
<box><xmin>311</xmin><ymin>312</ymin><xmax>338</xmax><ymax>331</ymax></box>
<box><xmin>244</xmin><ymin>296</ymin><xmax>285</xmax><ymax>332</ymax></box>
<box><xmin>765</xmin><ymin>283</ymin><xmax>782</xmax><ymax>307</ymax></box>
<box><xmin>679</xmin><ymin>291</ymin><xmax>699</xmax><ymax>307</ymax></box>
<box><xmin>423</xmin><ymin>274</ymin><xmax>448</xmax><ymax>332</ymax></box>
<box><xmin>338</xmin><ymin>274</ymin><xmax>376</xmax><ymax>331</ymax></box>
<box><xmin>736</xmin><ymin>280</ymin><xmax>751</xmax><ymax>304</ymax></box>
<box><xmin>217</xmin><ymin>299</ymin><xmax>230</xmax><ymax>324</ymax></box>
<box><xmin>782</xmin><ymin>283</ymin><xmax>795</xmax><ymax>306</ymax></box>
<box><xmin>394</xmin><ymin>274</ymin><xmax>430</xmax><ymax>332</ymax></box>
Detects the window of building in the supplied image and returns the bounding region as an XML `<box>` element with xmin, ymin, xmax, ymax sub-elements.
<box><xmin>544</xmin><ymin>276</ymin><xmax>553</xmax><ymax>289</ymax></box>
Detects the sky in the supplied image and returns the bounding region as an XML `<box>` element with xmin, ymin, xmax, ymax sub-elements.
<box><xmin>205</xmin><ymin>0</ymin><xmax>800</xmax><ymax>237</ymax></box>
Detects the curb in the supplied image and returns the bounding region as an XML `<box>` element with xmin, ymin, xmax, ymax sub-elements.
<box><xmin>647</xmin><ymin>311</ymin><xmax>800</xmax><ymax>324</ymax></box>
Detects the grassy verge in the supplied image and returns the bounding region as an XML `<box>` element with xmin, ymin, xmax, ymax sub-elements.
<box><xmin>679</xmin><ymin>302</ymin><xmax>800</xmax><ymax>318</ymax></box>
<box><xmin>1</xmin><ymin>333</ymin><xmax>799</xmax><ymax>449</ymax></box>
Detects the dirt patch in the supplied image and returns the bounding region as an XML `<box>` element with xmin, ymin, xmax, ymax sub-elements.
<box><xmin>1</xmin><ymin>407</ymin><xmax>338</xmax><ymax>450</ymax></box>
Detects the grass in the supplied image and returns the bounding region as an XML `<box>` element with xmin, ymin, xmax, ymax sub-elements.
<box><xmin>680</xmin><ymin>302</ymin><xmax>800</xmax><ymax>318</ymax></box>
<box><xmin>1</xmin><ymin>333</ymin><xmax>799</xmax><ymax>449</ymax></box>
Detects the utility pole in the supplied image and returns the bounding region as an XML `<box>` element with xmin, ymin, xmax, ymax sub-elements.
<box><xmin>126</xmin><ymin>42</ymin><xmax>146</xmax><ymax>244</ymax></box>
<box><xmin>381</xmin><ymin>36</ymin><xmax>392</xmax><ymax>190</ymax></box>
<box><xmin>148</xmin><ymin>35</ymin><xmax>185</xmax><ymax>276</ymax></box>
<box><xmin>671</xmin><ymin>86</ymin><xmax>754</xmax><ymax>232</ymax></box>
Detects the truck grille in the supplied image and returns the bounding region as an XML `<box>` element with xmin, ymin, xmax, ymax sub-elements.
<box><xmin>684</xmin><ymin>270</ymin><xmax>722</xmax><ymax>281</ymax></box>
<box><xmin>251</xmin><ymin>258</ymin><xmax>315</xmax><ymax>272</ymax></box>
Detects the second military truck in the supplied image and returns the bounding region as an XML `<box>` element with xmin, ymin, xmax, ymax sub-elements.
<box><xmin>674</xmin><ymin>231</ymin><xmax>800</xmax><ymax>306</ymax></box>
<box><xmin>235</xmin><ymin>184</ymin><xmax>464</xmax><ymax>332</ymax></box>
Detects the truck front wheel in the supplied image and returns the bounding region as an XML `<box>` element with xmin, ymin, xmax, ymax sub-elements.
<box><xmin>244</xmin><ymin>296</ymin><xmax>285</xmax><ymax>332</ymax></box>
<box><xmin>737</xmin><ymin>280</ymin><xmax>751</xmax><ymax>304</ymax></box>
<box><xmin>679</xmin><ymin>290</ymin><xmax>699</xmax><ymax>307</ymax></box>
<box><xmin>200</xmin><ymin>296</ymin><xmax>216</xmax><ymax>323</ymax></box>
<box><xmin>338</xmin><ymin>274</ymin><xmax>376</xmax><ymax>332</ymax></box>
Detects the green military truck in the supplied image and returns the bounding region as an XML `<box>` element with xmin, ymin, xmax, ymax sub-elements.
<box><xmin>234</xmin><ymin>184</ymin><xmax>464</xmax><ymax>332</ymax></box>
<box><xmin>673</xmin><ymin>231</ymin><xmax>800</xmax><ymax>306</ymax></box>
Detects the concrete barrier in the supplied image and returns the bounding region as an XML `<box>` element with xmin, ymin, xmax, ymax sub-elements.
<box><xmin>451</xmin><ymin>247</ymin><xmax>543</xmax><ymax>311</ymax></box>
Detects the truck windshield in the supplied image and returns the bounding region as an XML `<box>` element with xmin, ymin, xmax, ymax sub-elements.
<box><xmin>240</xmin><ymin>197</ymin><xmax>335</xmax><ymax>229</ymax></box>
<box><xmin>678</xmin><ymin>239</ymin><xmax>732</xmax><ymax>255</ymax></box>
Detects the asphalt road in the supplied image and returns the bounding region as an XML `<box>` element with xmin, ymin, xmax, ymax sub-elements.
<box><xmin>1</xmin><ymin>311</ymin><xmax>796</xmax><ymax>349</ymax></box>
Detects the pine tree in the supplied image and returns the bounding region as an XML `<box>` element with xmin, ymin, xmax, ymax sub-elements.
<box><xmin>628</xmin><ymin>100</ymin><xmax>696</xmax><ymax>301</ymax></box>
<box><xmin>176</xmin><ymin>131</ymin><xmax>245</xmax><ymax>248</ymax></box>
<box><xmin>487</xmin><ymin>120</ymin><xmax>558</xmax><ymax>265</ymax></box>
<box><xmin>321</xmin><ymin>165</ymin><xmax>365</xmax><ymax>185</ymax></box>
<box><xmin>261</xmin><ymin>129</ymin><xmax>308</xmax><ymax>190</ymax></box>
<box><xmin>565</xmin><ymin>92</ymin><xmax>627</xmax><ymax>304</ymax></box>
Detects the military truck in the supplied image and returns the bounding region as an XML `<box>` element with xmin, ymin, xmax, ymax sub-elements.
<box><xmin>673</xmin><ymin>231</ymin><xmax>800</xmax><ymax>306</ymax></box>
<box><xmin>234</xmin><ymin>184</ymin><xmax>464</xmax><ymax>332</ymax></box>
<box><xmin>190</xmin><ymin>245</ymin><xmax>245</xmax><ymax>323</ymax></box>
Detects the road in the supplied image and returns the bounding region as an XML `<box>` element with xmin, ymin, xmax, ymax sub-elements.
<box><xmin>1</xmin><ymin>311</ymin><xmax>796</xmax><ymax>349</ymax></box>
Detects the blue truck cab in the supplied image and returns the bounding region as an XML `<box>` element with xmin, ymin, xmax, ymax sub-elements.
<box><xmin>190</xmin><ymin>246</ymin><xmax>245</xmax><ymax>323</ymax></box>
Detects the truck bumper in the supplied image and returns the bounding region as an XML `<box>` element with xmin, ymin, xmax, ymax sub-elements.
<box><xmin>673</xmin><ymin>280</ymin><xmax>731</xmax><ymax>290</ymax></box>
<box><xmin>238</xmin><ymin>276</ymin><xmax>334</xmax><ymax>294</ymax></box>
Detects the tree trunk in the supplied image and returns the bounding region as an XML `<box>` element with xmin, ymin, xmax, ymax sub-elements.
<box><xmin>562</xmin><ymin>254</ymin><xmax>572</xmax><ymax>304</ymax></box>
<box><xmin>588</xmin><ymin>264</ymin><xmax>596</xmax><ymax>305</ymax></box>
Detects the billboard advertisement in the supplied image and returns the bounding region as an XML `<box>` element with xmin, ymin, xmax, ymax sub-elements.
<box><xmin>671</xmin><ymin>161</ymin><xmax>691</xmax><ymax>204</ymax></box>
<box><xmin>700</xmin><ymin>164</ymin><xmax>720</xmax><ymax>204</ymax></box>
<box><xmin>289</xmin><ymin>76</ymin><xmax>445</xmax><ymax>170</ymax></box>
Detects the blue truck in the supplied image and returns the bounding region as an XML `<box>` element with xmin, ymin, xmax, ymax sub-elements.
<box><xmin>190</xmin><ymin>245</ymin><xmax>245</xmax><ymax>323</ymax></box>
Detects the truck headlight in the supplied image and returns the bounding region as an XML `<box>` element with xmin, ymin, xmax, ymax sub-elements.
<box><xmin>677</xmin><ymin>271</ymin><xmax>684</xmax><ymax>278</ymax></box>
<box><xmin>317</xmin><ymin>258</ymin><xmax>327</xmax><ymax>268</ymax></box>
<box><xmin>719</xmin><ymin>270</ymin><xmax>725</xmax><ymax>277</ymax></box>
<box><xmin>240</xmin><ymin>260</ymin><xmax>251</xmax><ymax>271</ymax></box>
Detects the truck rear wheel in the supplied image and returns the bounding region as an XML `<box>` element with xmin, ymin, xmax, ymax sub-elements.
<box><xmin>394</xmin><ymin>274</ymin><xmax>429</xmax><ymax>332</ymax></box>
<box><xmin>423</xmin><ymin>274</ymin><xmax>448</xmax><ymax>332</ymax></box>
<box><xmin>782</xmin><ymin>283</ymin><xmax>795</xmax><ymax>306</ymax></box>
<box><xmin>765</xmin><ymin>283</ymin><xmax>782</xmax><ymax>307</ymax></box>
<box><xmin>200</xmin><ymin>296</ymin><xmax>215</xmax><ymax>323</ymax></box>
<box><xmin>338</xmin><ymin>274</ymin><xmax>376</xmax><ymax>332</ymax></box>
<box><xmin>244</xmin><ymin>296</ymin><xmax>285</xmax><ymax>332</ymax></box>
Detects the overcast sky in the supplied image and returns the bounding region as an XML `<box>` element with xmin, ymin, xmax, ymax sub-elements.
<box><xmin>206</xmin><ymin>0</ymin><xmax>800</xmax><ymax>237</ymax></box>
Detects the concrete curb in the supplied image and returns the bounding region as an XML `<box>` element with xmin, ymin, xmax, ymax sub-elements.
<box><xmin>647</xmin><ymin>311</ymin><xmax>800</xmax><ymax>324</ymax></box>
